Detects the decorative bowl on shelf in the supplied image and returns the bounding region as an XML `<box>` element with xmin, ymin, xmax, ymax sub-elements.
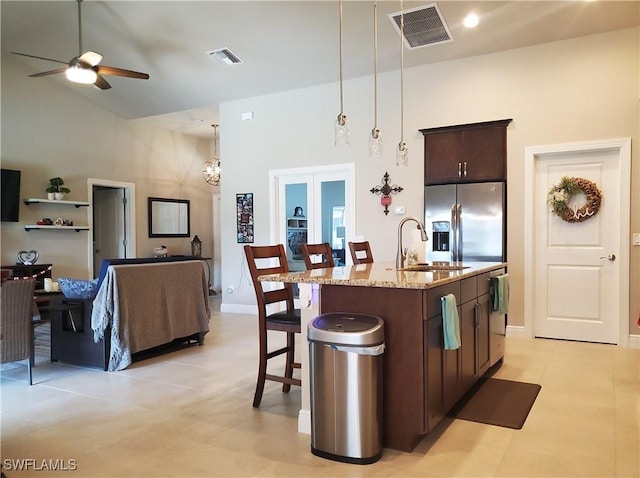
<box><xmin>58</xmin><ymin>277</ymin><xmax>99</xmax><ymax>300</ymax></box>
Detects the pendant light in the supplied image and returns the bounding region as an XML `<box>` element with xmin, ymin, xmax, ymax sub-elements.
<box><xmin>202</xmin><ymin>124</ymin><xmax>221</xmax><ymax>186</ymax></box>
<box><xmin>369</xmin><ymin>1</ymin><xmax>382</xmax><ymax>158</ymax></box>
<box><xmin>396</xmin><ymin>0</ymin><xmax>408</xmax><ymax>166</ymax></box>
<box><xmin>335</xmin><ymin>0</ymin><xmax>350</xmax><ymax>146</ymax></box>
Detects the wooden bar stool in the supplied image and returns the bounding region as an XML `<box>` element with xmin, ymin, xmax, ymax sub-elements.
<box><xmin>301</xmin><ymin>243</ymin><xmax>335</xmax><ymax>270</ymax></box>
<box><xmin>244</xmin><ymin>244</ymin><xmax>301</xmax><ymax>407</ymax></box>
<box><xmin>348</xmin><ymin>241</ymin><xmax>374</xmax><ymax>264</ymax></box>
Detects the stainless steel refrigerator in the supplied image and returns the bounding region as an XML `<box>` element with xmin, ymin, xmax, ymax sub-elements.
<box><xmin>424</xmin><ymin>182</ymin><xmax>505</xmax><ymax>263</ymax></box>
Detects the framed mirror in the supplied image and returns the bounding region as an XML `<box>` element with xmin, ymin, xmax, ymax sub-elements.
<box><xmin>148</xmin><ymin>197</ymin><xmax>190</xmax><ymax>238</ymax></box>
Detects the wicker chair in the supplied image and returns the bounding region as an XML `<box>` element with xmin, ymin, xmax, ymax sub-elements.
<box><xmin>1</xmin><ymin>279</ymin><xmax>36</xmax><ymax>385</ymax></box>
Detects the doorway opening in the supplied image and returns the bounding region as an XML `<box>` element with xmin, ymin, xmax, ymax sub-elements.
<box><xmin>88</xmin><ymin>178</ymin><xmax>136</xmax><ymax>278</ymax></box>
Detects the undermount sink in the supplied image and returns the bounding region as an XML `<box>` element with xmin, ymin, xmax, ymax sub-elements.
<box><xmin>398</xmin><ymin>263</ymin><xmax>470</xmax><ymax>272</ymax></box>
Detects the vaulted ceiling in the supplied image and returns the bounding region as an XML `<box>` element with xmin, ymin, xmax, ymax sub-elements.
<box><xmin>2</xmin><ymin>1</ymin><xmax>638</xmax><ymax>137</ymax></box>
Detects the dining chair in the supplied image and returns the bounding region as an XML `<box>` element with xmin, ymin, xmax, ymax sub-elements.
<box><xmin>244</xmin><ymin>244</ymin><xmax>301</xmax><ymax>407</ymax></box>
<box><xmin>348</xmin><ymin>241</ymin><xmax>374</xmax><ymax>264</ymax></box>
<box><xmin>301</xmin><ymin>242</ymin><xmax>335</xmax><ymax>270</ymax></box>
<box><xmin>1</xmin><ymin>279</ymin><xmax>36</xmax><ymax>385</ymax></box>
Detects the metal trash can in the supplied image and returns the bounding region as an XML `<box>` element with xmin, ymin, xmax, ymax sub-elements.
<box><xmin>308</xmin><ymin>312</ymin><xmax>385</xmax><ymax>465</ymax></box>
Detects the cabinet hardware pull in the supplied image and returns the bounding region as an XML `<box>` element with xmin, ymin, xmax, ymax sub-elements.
<box><xmin>463</xmin><ymin>162</ymin><xmax>468</xmax><ymax>177</ymax></box>
<box><xmin>458</xmin><ymin>162</ymin><xmax>462</xmax><ymax>178</ymax></box>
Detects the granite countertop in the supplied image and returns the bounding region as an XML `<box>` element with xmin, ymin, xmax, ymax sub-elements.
<box><xmin>258</xmin><ymin>261</ymin><xmax>507</xmax><ymax>290</ymax></box>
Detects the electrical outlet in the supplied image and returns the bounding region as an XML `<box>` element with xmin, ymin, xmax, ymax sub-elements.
<box><xmin>633</xmin><ymin>233</ymin><xmax>640</xmax><ymax>246</ymax></box>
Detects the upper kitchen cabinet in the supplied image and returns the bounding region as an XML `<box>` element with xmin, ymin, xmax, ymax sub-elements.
<box><xmin>420</xmin><ymin>119</ymin><xmax>512</xmax><ymax>185</ymax></box>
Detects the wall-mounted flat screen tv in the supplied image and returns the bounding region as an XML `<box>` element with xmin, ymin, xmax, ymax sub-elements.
<box><xmin>1</xmin><ymin>168</ymin><xmax>21</xmax><ymax>222</ymax></box>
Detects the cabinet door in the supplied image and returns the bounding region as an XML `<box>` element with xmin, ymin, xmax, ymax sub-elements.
<box><xmin>462</xmin><ymin>127</ymin><xmax>506</xmax><ymax>182</ymax></box>
<box><xmin>424</xmin><ymin>131</ymin><xmax>465</xmax><ymax>184</ymax></box>
<box><xmin>424</xmin><ymin>316</ymin><xmax>444</xmax><ymax>432</ymax></box>
<box><xmin>459</xmin><ymin>299</ymin><xmax>477</xmax><ymax>395</ymax></box>
<box><xmin>442</xmin><ymin>345</ymin><xmax>460</xmax><ymax>410</ymax></box>
<box><xmin>476</xmin><ymin>292</ymin><xmax>492</xmax><ymax>376</ymax></box>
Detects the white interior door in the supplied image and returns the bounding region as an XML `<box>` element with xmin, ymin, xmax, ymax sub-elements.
<box><xmin>530</xmin><ymin>140</ymin><xmax>630</xmax><ymax>344</ymax></box>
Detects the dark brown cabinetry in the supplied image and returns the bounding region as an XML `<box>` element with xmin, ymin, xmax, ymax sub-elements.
<box><xmin>421</xmin><ymin>119</ymin><xmax>512</xmax><ymax>185</ymax></box>
<box><xmin>423</xmin><ymin>272</ymin><xmax>493</xmax><ymax>432</ymax></box>
<box><xmin>318</xmin><ymin>267</ymin><xmax>504</xmax><ymax>453</ymax></box>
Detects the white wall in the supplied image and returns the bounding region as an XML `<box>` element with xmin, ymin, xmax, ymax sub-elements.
<box><xmin>219</xmin><ymin>27</ymin><xmax>640</xmax><ymax>335</ymax></box>
<box><xmin>1</xmin><ymin>55</ymin><xmax>216</xmax><ymax>280</ymax></box>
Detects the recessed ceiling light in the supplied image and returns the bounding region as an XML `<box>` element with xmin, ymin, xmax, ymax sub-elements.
<box><xmin>463</xmin><ymin>13</ymin><xmax>479</xmax><ymax>28</ymax></box>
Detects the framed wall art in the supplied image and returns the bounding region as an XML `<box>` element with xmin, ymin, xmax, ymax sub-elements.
<box><xmin>236</xmin><ymin>193</ymin><xmax>254</xmax><ymax>243</ymax></box>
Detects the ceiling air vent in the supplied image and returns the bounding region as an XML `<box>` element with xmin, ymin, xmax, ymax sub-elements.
<box><xmin>207</xmin><ymin>48</ymin><xmax>244</xmax><ymax>65</ymax></box>
<box><xmin>388</xmin><ymin>3</ymin><xmax>453</xmax><ymax>49</ymax></box>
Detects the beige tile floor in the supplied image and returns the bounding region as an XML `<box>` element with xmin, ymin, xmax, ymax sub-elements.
<box><xmin>1</xmin><ymin>297</ymin><xmax>638</xmax><ymax>477</ymax></box>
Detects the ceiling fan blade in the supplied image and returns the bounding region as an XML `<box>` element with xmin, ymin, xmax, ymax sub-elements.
<box><xmin>93</xmin><ymin>74</ymin><xmax>112</xmax><ymax>90</ymax></box>
<box><xmin>79</xmin><ymin>51</ymin><xmax>102</xmax><ymax>67</ymax></box>
<box><xmin>96</xmin><ymin>65</ymin><xmax>149</xmax><ymax>80</ymax></box>
<box><xmin>11</xmin><ymin>52</ymin><xmax>68</xmax><ymax>65</ymax></box>
<box><xmin>29</xmin><ymin>68</ymin><xmax>68</xmax><ymax>78</ymax></box>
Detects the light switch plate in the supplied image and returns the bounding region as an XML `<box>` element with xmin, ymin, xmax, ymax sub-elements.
<box><xmin>394</xmin><ymin>206</ymin><xmax>406</xmax><ymax>215</ymax></box>
<box><xmin>633</xmin><ymin>233</ymin><xmax>640</xmax><ymax>246</ymax></box>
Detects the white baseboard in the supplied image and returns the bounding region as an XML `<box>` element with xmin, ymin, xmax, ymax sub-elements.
<box><xmin>220</xmin><ymin>303</ymin><xmax>256</xmax><ymax>315</ymax></box>
<box><xmin>298</xmin><ymin>408</ymin><xmax>311</xmax><ymax>435</ymax></box>
<box><xmin>506</xmin><ymin>325</ymin><xmax>528</xmax><ymax>339</ymax></box>
<box><xmin>506</xmin><ymin>326</ymin><xmax>640</xmax><ymax>349</ymax></box>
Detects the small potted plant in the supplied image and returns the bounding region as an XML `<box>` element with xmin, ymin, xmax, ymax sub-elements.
<box><xmin>46</xmin><ymin>177</ymin><xmax>70</xmax><ymax>200</ymax></box>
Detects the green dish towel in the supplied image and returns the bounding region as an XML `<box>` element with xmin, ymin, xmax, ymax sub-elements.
<box><xmin>441</xmin><ymin>293</ymin><xmax>461</xmax><ymax>350</ymax></box>
<box><xmin>492</xmin><ymin>273</ymin><xmax>510</xmax><ymax>315</ymax></box>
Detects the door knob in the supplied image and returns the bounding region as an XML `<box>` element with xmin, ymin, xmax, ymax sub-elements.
<box><xmin>599</xmin><ymin>254</ymin><xmax>616</xmax><ymax>261</ymax></box>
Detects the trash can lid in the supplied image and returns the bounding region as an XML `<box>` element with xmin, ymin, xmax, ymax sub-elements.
<box><xmin>308</xmin><ymin>312</ymin><xmax>384</xmax><ymax>346</ymax></box>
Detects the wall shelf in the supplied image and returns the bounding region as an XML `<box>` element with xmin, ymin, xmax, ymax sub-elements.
<box><xmin>25</xmin><ymin>225</ymin><xmax>90</xmax><ymax>232</ymax></box>
<box><xmin>24</xmin><ymin>198</ymin><xmax>90</xmax><ymax>208</ymax></box>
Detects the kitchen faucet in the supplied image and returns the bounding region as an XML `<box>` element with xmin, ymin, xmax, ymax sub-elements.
<box><xmin>396</xmin><ymin>216</ymin><xmax>429</xmax><ymax>269</ymax></box>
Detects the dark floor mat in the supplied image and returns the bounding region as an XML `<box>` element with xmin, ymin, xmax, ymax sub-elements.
<box><xmin>447</xmin><ymin>378</ymin><xmax>541</xmax><ymax>429</ymax></box>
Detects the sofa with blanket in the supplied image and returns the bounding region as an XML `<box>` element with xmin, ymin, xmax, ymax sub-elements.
<box><xmin>51</xmin><ymin>257</ymin><xmax>210</xmax><ymax>371</ymax></box>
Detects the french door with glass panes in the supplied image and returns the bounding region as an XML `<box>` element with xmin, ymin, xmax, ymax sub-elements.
<box><xmin>270</xmin><ymin>164</ymin><xmax>355</xmax><ymax>278</ymax></box>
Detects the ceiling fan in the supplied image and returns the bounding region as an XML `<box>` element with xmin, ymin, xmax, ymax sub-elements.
<box><xmin>11</xmin><ymin>0</ymin><xmax>149</xmax><ymax>90</ymax></box>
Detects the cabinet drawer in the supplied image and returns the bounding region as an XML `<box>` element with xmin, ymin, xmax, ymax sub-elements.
<box><xmin>426</xmin><ymin>282</ymin><xmax>460</xmax><ymax>319</ymax></box>
<box><xmin>460</xmin><ymin>277</ymin><xmax>477</xmax><ymax>304</ymax></box>
<box><xmin>477</xmin><ymin>272</ymin><xmax>491</xmax><ymax>296</ymax></box>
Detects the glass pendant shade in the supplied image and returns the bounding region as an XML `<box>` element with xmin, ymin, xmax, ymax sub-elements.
<box><xmin>369</xmin><ymin>128</ymin><xmax>382</xmax><ymax>158</ymax></box>
<box><xmin>335</xmin><ymin>113</ymin><xmax>350</xmax><ymax>146</ymax></box>
<box><xmin>396</xmin><ymin>141</ymin><xmax>408</xmax><ymax>166</ymax></box>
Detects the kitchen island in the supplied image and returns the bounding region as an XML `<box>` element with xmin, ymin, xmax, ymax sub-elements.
<box><xmin>259</xmin><ymin>261</ymin><xmax>507</xmax><ymax>452</ymax></box>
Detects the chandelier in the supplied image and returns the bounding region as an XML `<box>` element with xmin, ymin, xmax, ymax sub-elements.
<box><xmin>202</xmin><ymin>124</ymin><xmax>221</xmax><ymax>186</ymax></box>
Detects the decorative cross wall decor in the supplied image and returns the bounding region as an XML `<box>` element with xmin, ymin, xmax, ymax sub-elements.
<box><xmin>370</xmin><ymin>171</ymin><xmax>403</xmax><ymax>215</ymax></box>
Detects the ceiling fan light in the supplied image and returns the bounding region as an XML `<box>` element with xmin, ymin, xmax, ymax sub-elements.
<box><xmin>66</xmin><ymin>65</ymin><xmax>97</xmax><ymax>84</ymax></box>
